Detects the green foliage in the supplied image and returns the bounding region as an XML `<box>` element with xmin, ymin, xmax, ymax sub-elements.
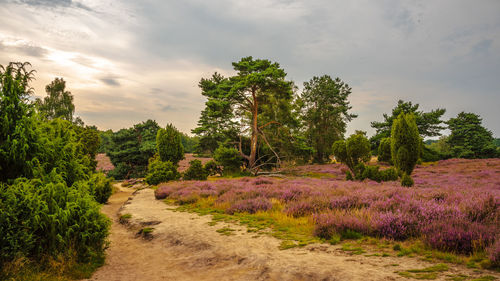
<box><xmin>391</xmin><ymin>113</ymin><xmax>421</xmax><ymax>176</ymax></box>
<box><xmin>107</xmin><ymin>120</ymin><xmax>159</xmax><ymax>179</ymax></box>
<box><xmin>352</xmin><ymin>163</ymin><xmax>399</xmax><ymax>182</ymax></box>
<box><xmin>145</xmin><ymin>157</ymin><xmax>180</xmax><ymax>185</ymax></box>
<box><xmin>36</xmin><ymin>78</ymin><xmax>75</xmax><ymax>122</ymax></box>
<box><xmin>300</xmin><ymin>75</ymin><xmax>357</xmax><ymax>163</ymax></box>
<box><xmin>426</xmin><ymin>136</ymin><xmax>452</xmax><ymax>160</ymax></box>
<box><xmin>192</xmin><ymin>73</ymin><xmax>238</xmax><ymax>154</ymax></box>
<box><xmin>332</xmin><ymin>133</ymin><xmax>370</xmax><ymax>177</ymax></box>
<box><xmin>180</xmin><ymin>133</ymin><xmax>198</xmax><ymax>153</ymax></box>
<box><xmin>0</xmin><ymin>176</ymin><xmax>110</xmax><ymax>266</ymax></box>
<box><xmin>401</xmin><ymin>172</ymin><xmax>414</xmax><ymax>187</ymax></box>
<box><xmin>0</xmin><ymin>62</ymin><xmax>39</xmax><ymax>182</ymax></box>
<box><xmin>97</xmin><ymin>129</ymin><xmax>113</xmax><ymax>154</ymax></box>
<box><xmin>183</xmin><ymin>160</ymin><xmax>208</xmax><ymax>180</ymax></box>
<box><xmin>447</xmin><ymin>112</ymin><xmax>497</xmax><ymax>159</ymax></box>
<box><xmin>370</xmin><ymin>100</ymin><xmax>446</xmax><ymax>151</ymax></box>
<box><xmin>157</xmin><ymin>124</ymin><xmax>184</xmax><ymax>165</ymax></box>
<box><xmin>378</xmin><ymin>137</ymin><xmax>392</xmax><ymax>163</ymax></box>
<box><xmin>203</xmin><ymin>160</ymin><xmax>221</xmax><ymax>176</ymax></box>
<box><xmin>74</xmin><ymin>172</ymin><xmax>113</xmax><ymax>204</ymax></box>
<box><xmin>213</xmin><ymin>146</ymin><xmax>242</xmax><ymax>175</ymax></box>
<box><xmin>35</xmin><ymin>119</ymin><xmax>93</xmax><ymax>186</ymax></box>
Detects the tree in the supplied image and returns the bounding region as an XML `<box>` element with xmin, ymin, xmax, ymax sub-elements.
<box><xmin>36</xmin><ymin>78</ymin><xmax>75</xmax><ymax>122</ymax></box>
<box><xmin>446</xmin><ymin>112</ymin><xmax>497</xmax><ymax>158</ymax></box>
<box><xmin>107</xmin><ymin>120</ymin><xmax>160</xmax><ymax>179</ymax></box>
<box><xmin>391</xmin><ymin>113</ymin><xmax>421</xmax><ymax>179</ymax></box>
<box><xmin>378</xmin><ymin>137</ymin><xmax>392</xmax><ymax>163</ymax></box>
<box><xmin>192</xmin><ymin>73</ymin><xmax>238</xmax><ymax>154</ymax></box>
<box><xmin>300</xmin><ymin>75</ymin><xmax>356</xmax><ymax>163</ymax></box>
<box><xmin>157</xmin><ymin>124</ymin><xmax>184</xmax><ymax>165</ymax></box>
<box><xmin>213</xmin><ymin>146</ymin><xmax>242</xmax><ymax>175</ymax></box>
<box><xmin>0</xmin><ymin>62</ymin><xmax>39</xmax><ymax>182</ymax></box>
<box><xmin>332</xmin><ymin>132</ymin><xmax>371</xmax><ymax>176</ymax></box>
<box><xmin>371</xmin><ymin>100</ymin><xmax>445</xmax><ymax>150</ymax></box>
<box><xmin>226</xmin><ymin>57</ymin><xmax>294</xmax><ymax>171</ymax></box>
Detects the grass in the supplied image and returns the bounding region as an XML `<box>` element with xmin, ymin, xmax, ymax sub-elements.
<box><xmin>215</xmin><ymin>227</ymin><xmax>236</xmax><ymax>236</ymax></box>
<box><xmin>397</xmin><ymin>264</ymin><xmax>449</xmax><ymax>280</ymax></box>
<box><xmin>119</xmin><ymin>213</ymin><xmax>132</xmax><ymax>224</ymax></box>
<box><xmin>341</xmin><ymin>243</ymin><xmax>366</xmax><ymax>255</ymax></box>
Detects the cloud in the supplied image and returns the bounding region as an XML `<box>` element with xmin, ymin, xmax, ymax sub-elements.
<box><xmin>13</xmin><ymin>0</ymin><xmax>93</xmax><ymax>11</ymax></box>
<box><xmin>100</xmin><ymin>77</ymin><xmax>120</xmax><ymax>87</ymax></box>
<box><xmin>0</xmin><ymin>39</ymin><xmax>48</xmax><ymax>58</ymax></box>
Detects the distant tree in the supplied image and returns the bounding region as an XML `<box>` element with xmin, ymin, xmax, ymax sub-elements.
<box><xmin>391</xmin><ymin>113</ymin><xmax>421</xmax><ymax>186</ymax></box>
<box><xmin>371</xmin><ymin>100</ymin><xmax>445</xmax><ymax>150</ymax></box>
<box><xmin>98</xmin><ymin>129</ymin><xmax>114</xmax><ymax>154</ymax></box>
<box><xmin>180</xmin><ymin>133</ymin><xmax>198</xmax><ymax>154</ymax></box>
<box><xmin>183</xmin><ymin>159</ymin><xmax>208</xmax><ymax>180</ymax></box>
<box><xmin>36</xmin><ymin>78</ymin><xmax>75</xmax><ymax>122</ymax></box>
<box><xmin>0</xmin><ymin>62</ymin><xmax>38</xmax><ymax>182</ymax></box>
<box><xmin>192</xmin><ymin>73</ymin><xmax>238</xmax><ymax>154</ymax></box>
<box><xmin>300</xmin><ymin>75</ymin><xmax>357</xmax><ymax>163</ymax></box>
<box><xmin>213</xmin><ymin>146</ymin><xmax>242</xmax><ymax>175</ymax></box>
<box><xmin>157</xmin><ymin>124</ymin><xmax>184</xmax><ymax>165</ymax></box>
<box><xmin>75</xmin><ymin>125</ymin><xmax>100</xmax><ymax>170</ymax></box>
<box><xmin>446</xmin><ymin>112</ymin><xmax>497</xmax><ymax>158</ymax></box>
<box><xmin>107</xmin><ymin>120</ymin><xmax>160</xmax><ymax>179</ymax></box>
<box><xmin>332</xmin><ymin>132</ymin><xmax>371</xmax><ymax>177</ymax></box>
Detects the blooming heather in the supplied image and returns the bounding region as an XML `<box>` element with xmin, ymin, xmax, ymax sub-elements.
<box><xmin>155</xmin><ymin>158</ymin><xmax>500</xmax><ymax>255</ymax></box>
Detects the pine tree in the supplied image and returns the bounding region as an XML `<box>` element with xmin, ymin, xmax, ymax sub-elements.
<box><xmin>157</xmin><ymin>124</ymin><xmax>184</xmax><ymax>165</ymax></box>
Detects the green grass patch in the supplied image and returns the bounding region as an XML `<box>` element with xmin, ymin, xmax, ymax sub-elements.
<box><xmin>216</xmin><ymin>227</ymin><xmax>236</xmax><ymax>236</ymax></box>
<box><xmin>397</xmin><ymin>264</ymin><xmax>449</xmax><ymax>280</ymax></box>
<box><xmin>341</xmin><ymin>243</ymin><xmax>366</xmax><ymax>255</ymax></box>
<box><xmin>279</xmin><ymin>240</ymin><xmax>298</xmax><ymax>250</ymax></box>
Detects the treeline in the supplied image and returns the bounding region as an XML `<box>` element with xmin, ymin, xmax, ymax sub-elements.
<box><xmin>190</xmin><ymin>57</ymin><xmax>499</xmax><ymax>174</ymax></box>
<box><xmin>0</xmin><ymin>63</ymin><xmax>112</xmax><ymax>279</ymax></box>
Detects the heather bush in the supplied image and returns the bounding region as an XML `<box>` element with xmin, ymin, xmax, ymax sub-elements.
<box><xmin>313</xmin><ymin>212</ymin><xmax>372</xmax><ymax>239</ymax></box>
<box><xmin>213</xmin><ymin>146</ymin><xmax>242</xmax><ymax>175</ymax></box>
<box><xmin>145</xmin><ymin>157</ymin><xmax>180</xmax><ymax>185</ymax></box>
<box><xmin>422</xmin><ymin>219</ymin><xmax>496</xmax><ymax>254</ymax></box>
<box><xmin>373</xmin><ymin>211</ymin><xmax>419</xmax><ymax>240</ymax></box>
<box><xmin>487</xmin><ymin>239</ymin><xmax>500</xmax><ymax>266</ymax></box>
<box><xmin>226</xmin><ymin>197</ymin><xmax>272</xmax><ymax>214</ymax></box>
<box><xmin>183</xmin><ymin>159</ymin><xmax>208</xmax><ymax>180</ymax></box>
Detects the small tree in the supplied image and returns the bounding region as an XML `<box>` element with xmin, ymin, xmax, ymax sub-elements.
<box><xmin>183</xmin><ymin>159</ymin><xmax>208</xmax><ymax>180</ymax></box>
<box><xmin>157</xmin><ymin>124</ymin><xmax>184</xmax><ymax>165</ymax></box>
<box><xmin>391</xmin><ymin>113</ymin><xmax>421</xmax><ymax>186</ymax></box>
<box><xmin>378</xmin><ymin>137</ymin><xmax>392</xmax><ymax>163</ymax></box>
<box><xmin>213</xmin><ymin>146</ymin><xmax>242</xmax><ymax>175</ymax></box>
<box><xmin>332</xmin><ymin>133</ymin><xmax>370</xmax><ymax>177</ymax></box>
<box><xmin>145</xmin><ymin>156</ymin><xmax>180</xmax><ymax>185</ymax></box>
<box><xmin>36</xmin><ymin>77</ymin><xmax>75</xmax><ymax>122</ymax></box>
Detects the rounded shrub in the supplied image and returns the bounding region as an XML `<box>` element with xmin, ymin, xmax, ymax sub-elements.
<box><xmin>84</xmin><ymin>172</ymin><xmax>113</xmax><ymax>204</ymax></box>
<box><xmin>213</xmin><ymin>146</ymin><xmax>242</xmax><ymax>175</ymax></box>
<box><xmin>145</xmin><ymin>157</ymin><xmax>180</xmax><ymax>185</ymax></box>
<box><xmin>183</xmin><ymin>159</ymin><xmax>208</xmax><ymax>180</ymax></box>
<box><xmin>401</xmin><ymin>173</ymin><xmax>414</xmax><ymax>187</ymax></box>
<box><xmin>332</xmin><ymin>132</ymin><xmax>370</xmax><ymax>178</ymax></box>
<box><xmin>203</xmin><ymin>160</ymin><xmax>221</xmax><ymax>176</ymax></box>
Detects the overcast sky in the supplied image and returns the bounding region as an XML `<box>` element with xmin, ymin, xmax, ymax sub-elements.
<box><xmin>1</xmin><ymin>0</ymin><xmax>499</xmax><ymax>137</ymax></box>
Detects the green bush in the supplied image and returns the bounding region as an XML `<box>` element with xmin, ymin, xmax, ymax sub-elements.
<box><xmin>213</xmin><ymin>146</ymin><xmax>242</xmax><ymax>175</ymax></box>
<box><xmin>391</xmin><ymin>113</ymin><xmax>421</xmax><ymax>176</ymax></box>
<box><xmin>145</xmin><ymin>157</ymin><xmax>180</xmax><ymax>185</ymax></box>
<box><xmin>157</xmin><ymin>124</ymin><xmax>184</xmax><ymax>165</ymax></box>
<box><xmin>401</xmin><ymin>173</ymin><xmax>414</xmax><ymax>187</ymax></box>
<box><xmin>74</xmin><ymin>172</ymin><xmax>113</xmax><ymax>204</ymax></box>
<box><xmin>203</xmin><ymin>160</ymin><xmax>221</xmax><ymax>176</ymax></box>
<box><xmin>379</xmin><ymin>167</ymin><xmax>399</xmax><ymax>181</ymax></box>
<box><xmin>183</xmin><ymin>160</ymin><xmax>208</xmax><ymax>180</ymax></box>
<box><xmin>0</xmin><ymin>175</ymin><xmax>110</xmax><ymax>266</ymax></box>
<box><xmin>332</xmin><ymin>133</ymin><xmax>370</xmax><ymax>178</ymax></box>
<box><xmin>352</xmin><ymin>163</ymin><xmax>399</xmax><ymax>182</ymax></box>
<box><xmin>378</xmin><ymin>137</ymin><xmax>392</xmax><ymax>163</ymax></box>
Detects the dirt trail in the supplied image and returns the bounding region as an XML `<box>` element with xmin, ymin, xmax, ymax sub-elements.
<box><xmin>85</xmin><ymin>185</ymin><xmax>498</xmax><ymax>281</ymax></box>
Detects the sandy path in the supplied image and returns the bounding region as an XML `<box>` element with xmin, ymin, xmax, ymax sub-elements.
<box><xmin>85</xmin><ymin>185</ymin><xmax>498</xmax><ymax>281</ymax></box>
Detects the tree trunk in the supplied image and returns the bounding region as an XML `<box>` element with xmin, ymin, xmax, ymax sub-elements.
<box><xmin>249</xmin><ymin>97</ymin><xmax>258</xmax><ymax>170</ymax></box>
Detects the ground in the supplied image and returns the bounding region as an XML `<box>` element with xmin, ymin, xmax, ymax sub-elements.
<box><xmin>84</xmin><ymin>182</ymin><xmax>499</xmax><ymax>281</ymax></box>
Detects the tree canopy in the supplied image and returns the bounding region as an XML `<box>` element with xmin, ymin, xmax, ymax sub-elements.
<box><xmin>300</xmin><ymin>75</ymin><xmax>356</xmax><ymax>163</ymax></box>
<box><xmin>36</xmin><ymin>77</ymin><xmax>75</xmax><ymax>122</ymax></box>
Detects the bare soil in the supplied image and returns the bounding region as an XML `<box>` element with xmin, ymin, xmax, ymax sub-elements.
<box><xmin>84</xmin><ymin>184</ymin><xmax>499</xmax><ymax>281</ymax></box>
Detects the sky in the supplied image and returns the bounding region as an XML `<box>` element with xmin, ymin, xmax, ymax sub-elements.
<box><xmin>0</xmin><ymin>0</ymin><xmax>499</xmax><ymax>137</ymax></box>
